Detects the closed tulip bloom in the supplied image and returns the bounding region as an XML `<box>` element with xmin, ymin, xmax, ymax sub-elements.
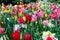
<box><xmin>43</xmin><ymin>20</ymin><xmax>48</xmax><ymax>26</ymax></box>
<box><xmin>18</xmin><ymin>17</ymin><xmax>24</xmax><ymax>24</ymax></box>
<box><xmin>32</xmin><ymin>15</ymin><xmax>37</xmax><ymax>22</ymax></box>
<box><xmin>37</xmin><ymin>11</ymin><xmax>44</xmax><ymax>18</ymax></box>
<box><xmin>24</xmin><ymin>33</ymin><xmax>32</xmax><ymax>40</ymax></box>
<box><xmin>50</xmin><ymin>14</ymin><xmax>58</xmax><ymax>20</ymax></box>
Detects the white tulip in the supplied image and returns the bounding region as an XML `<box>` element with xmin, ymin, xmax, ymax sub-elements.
<box><xmin>14</xmin><ymin>24</ymin><xmax>20</xmax><ymax>32</ymax></box>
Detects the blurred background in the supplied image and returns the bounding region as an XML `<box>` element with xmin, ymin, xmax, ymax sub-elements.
<box><xmin>0</xmin><ymin>0</ymin><xmax>60</xmax><ymax>5</ymax></box>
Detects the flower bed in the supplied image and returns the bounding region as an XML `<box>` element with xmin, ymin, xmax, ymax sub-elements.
<box><xmin>0</xmin><ymin>1</ymin><xmax>60</xmax><ymax>40</ymax></box>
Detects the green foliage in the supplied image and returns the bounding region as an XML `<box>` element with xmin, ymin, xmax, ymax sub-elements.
<box><xmin>48</xmin><ymin>0</ymin><xmax>60</xmax><ymax>4</ymax></box>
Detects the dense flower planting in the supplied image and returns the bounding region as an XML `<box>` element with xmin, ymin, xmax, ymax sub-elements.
<box><xmin>0</xmin><ymin>1</ymin><xmax>60</xmax><ymax>40</ymax></box>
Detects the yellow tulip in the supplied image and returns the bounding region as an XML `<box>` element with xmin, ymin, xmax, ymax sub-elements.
<box><xmin>18</xmin><ymin>12</ymin><xmax>23</xmax><ymax>17</ymax></box>
<box><xmin>3</xmin><ymin>10</ymin><xmax>7</xmax><ymax>13</ymax></box>
<box><xmin>2</xmin><ymin>3</ymin><xmax>4</xmax><ymax>6</ymax></box>
<box><xmin>45</xmin><ymin>13</ymin><xmax>48</xmax><ymax>17</ymax></box>
<box><xmin>14</xmin><ymin>16</ymin><xmax>18</xmax><ymax>21</ymax></box>
<box><xmin>23</xmin><ymin>16</ymin><xmax>26</xmax><ymax>22</ymax></box>
<box><xmin>19</xmin><ymin>5</ymin><xmax>22</xmax><ymax>8</ymax></box>
<box><xmin>45</xmin><ymin>17</ymin><xmax>48</xmax><ymax>20</ymax></box>
<box><xmin>7</xmin><ymin>10</ymin><xmax>10</xmax><ymax>12</ymax></box>
<box><xmin>3</xmin><ymin>10</ymin><xmax>10</xmax><ymax>13</ymax></box>
<box><xmin>45</xmin><ymin>13</ymin><xmax>48</xmax><ymax>19</ymax></box>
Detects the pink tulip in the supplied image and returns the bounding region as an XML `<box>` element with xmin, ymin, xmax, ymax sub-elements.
<box><xmin>19</xmin><ymin>8</ymin><xmax>25</xmax><ymax>13</ymax></box>
<box><xmin>54</xmin><ymin>8</ymin><xmax>59</xmax><ymax>15</ymax></box>
<box><xmin>50</xmin><ymin>3</ymin><xmax>55</xmax><ymax>9</ymax></box>
<box><xmin>0</xmin><ymin>27</ymin><xmax>4</xmax><ymax>35</ymax></box>
<box><xmin>43</xmin><ymin>20</ymin><xmax>48</xmax><ymax>26</ymax></box>
<box><xmin>32</xmin><ymin>15</ymin><xmax>37</xmax><ymax>22</ymax></box>
<box><xmin>37</xmin><ymin>11</ymin><xmax>44</xmax><ymax>18</ymax></box>
<box><xmin>11</xmin><ymin>11</ymin><xmax>16</xmax><ymax>16</ymax></box>
<box><xmin>58</xmin><ymin>8</ymin><xmax>60</xmax><ymax>13</ymax></box>
<box><xmin>50</xmin><ymin>13</ymin><xmax>58</xmax><ymax>20</ymax></box>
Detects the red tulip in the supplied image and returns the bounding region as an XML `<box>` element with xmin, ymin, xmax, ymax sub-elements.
<box><xmin>46</xmin><ymin>36</ymin><xmax>57</xmax><ymax>40</ymax></box>
<box><xmin>24</xmin><ymin>33</ymin><xmax>32</xmax><ymax>40</ymax></box>
<box><xmin>18</xmin><ymin>17</ymin><xmax>24</xmax><ymax>24</ymax></box>
<box><xmin>53</xmin><ymin>7</ymin><xmax>56</xmax><ymax>10</ymax></box>
<box><xmin>46</xmin><ymin>36</ymin><xmax>52</xmax><ymax>40</ymax></box>
<box><xmin>24</xmin><ymin>4</ymin><xmax>28</xmax><ymax>8</ymax></box>
<box><xmin>26</xmin><ymin>14</ymin><xmax>32</xmax><ymax>21</ymax></box>
<box><xmin>12</xmin><ymin>30</ymin><xmax>20</xmax><ymax>40</ymax></box>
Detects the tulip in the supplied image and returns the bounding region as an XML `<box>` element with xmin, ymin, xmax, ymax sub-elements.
<box><xmin>50</xmin><ymin>3</ymin><xmax>55</xmax><ymax>9</ymax></box>
<box><xmin>32</xmin><ymin>15</ymin><xmax>37</xmax><ymax>22</ymax></box>
<box><xmin>46</xmin><ymin>36</ymin><xmax>58</xmax><ymax>40</ymax></box>
<box><xmin>18</xmin><ymin>12</ymin><xmax>23</xmax><ymax>17</ymax></box>
<box><xmin>2</xmin><ymin>3</ymin><xmax>4</xmax><ymax>6</ymax></box>
<box><xmin>23</xmin><ymin>16</ymin><xmax>26</xmax><ymax>22</ymax></box>
<box><xmin>0</xmin><ymin>26</ymin><xmax>4</xmax><ymax>35</ymax></box>
<box><xmin>45</xmin><ymin>13</ymin><xmax>48</xmax><ymax>18</ymax></box>
<box><xmin>26</xmin><ymin>14</ymin><xmax>32</xmax><ymax>21</ymax></box>
<box><xmin>45</xmin><ymin>13</ymin><xmax>48</xmax><ymax>20</ymax></box>
<box><xmin>50</xmin><ymin>14</ymin><xmax>58</xmax><ymax>20</ymax></box>
<box><xmin>14</xmin><ymin>24</ymin><xmax>20</xmax><ymax>32</ymax></box>
<box><xmin>24</xmin><ymin>33</ymin><xmax>32</xmax><ymax>40</ymax></box>
<box><xmin>11</xmin><ymin>11</ymin><xmax>16</xmax><ymax>16</ymax></box>
<box><xmin>53</xmin><ymin>8</ymin><xmax>59</xmax><ymax>15</ymax></box>
<box><xmin>37</xmin><ymin>11</ymin><xmax>44</xmax><ymax>18</ymax></box>
<box><xmin>19</xmin><ymin>8</ymin><xmax>25</xmax><ymax>13</ymax></box>
<box><xmin>12</xmin><ymin>30</ymin><xmax>20</xmax><ymax>40</ymax></box>
<box><xmin>14</xmin><ymin>16</ymin><xmax>18</xmax><ymax>21</ymax></box>
<box><xmin>43</xmin><ymin>20</ymin><xmax>48</xmax><ymax>26</ymax></box>
<box><xmin>46</xmin><ymin>36</ymin><xmax>52</xmax><ymax>40</ymax></box>
<box><xmin>18</xmin><ymin>17</ymin><xmax>24</xmax><ymax>24</ymax></box>
<box><xmin>42</xmin><ymin>31</ymin><xmax>57</xmax><ymax>40</ymax></box>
